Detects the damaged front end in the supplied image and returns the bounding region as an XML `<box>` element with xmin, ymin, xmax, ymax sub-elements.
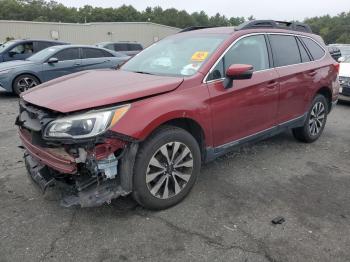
<box><xmin>16</xmin><ymin>99</ymin><xmax>138</xmax><ymax>208</ymax></box>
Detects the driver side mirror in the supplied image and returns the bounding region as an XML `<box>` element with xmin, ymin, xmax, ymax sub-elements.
<box><xmin>48</xmin><ymin>57</ymin><xmax>59</xmax><ymax>64</ymax></box>
<box><xmin>224</xmin><ymin>64</ymin><xmax>254</xmax><ymax>89</ymax></box>
<box><xmin>338</xmin><ymin>56</ymin><xmax>345</xmax><ymax>63</ymax></box>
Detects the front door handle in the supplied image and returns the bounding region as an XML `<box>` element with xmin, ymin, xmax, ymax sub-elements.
<box><xmin>266</xmin><ymin>80</ymin><xmax>278</xmax><ymax>89</ymax></box>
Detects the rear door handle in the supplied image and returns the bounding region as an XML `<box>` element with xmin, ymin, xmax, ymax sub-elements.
<box><xmin>308</xmin><ymin>70</ymin><xmax>317</xmax><ymax>76</ymax></box>
<box><xmin>266</xmin><ymin>80</ymin><xmax>278</xmax><ymax>89</ymax></box>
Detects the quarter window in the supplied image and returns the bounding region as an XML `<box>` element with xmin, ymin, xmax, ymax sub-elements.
<box><xmin>296</xmin><ymin>38</ymin><xmax>311</xmax><ymax>62</ymax></box>
<box><xmin>207</xmin><ymin>59</ymin><xmax>224</xmax><ymax>81</ymax></box>
<box><xmin>301</xmin><ymin>37</ymin><xmax>325</xmax><ymax>60</ymax></box>
<box><xmin>269</xmin><ymin>35</ymin><xmax>301</xmax><ymax>67</ymax></box>
<box><xmin>54</xmin><ymin>48</ymin><xmax>80</xmax><ymax>61</ymax></box>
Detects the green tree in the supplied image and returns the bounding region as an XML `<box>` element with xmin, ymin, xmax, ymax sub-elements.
<box><xmin>305</xmin><ymin>11</ymin><xmax>350</xmax><ymax>44</ymax></box>
<box><xmin>0</xmin><ymin>0</ymin><xmax>349</xmax><ymax>43</ymax></box>
<box><xmin>191</xmin><ymin>11</ymin><xmax>210</xmax><ymax>26</ymax></box>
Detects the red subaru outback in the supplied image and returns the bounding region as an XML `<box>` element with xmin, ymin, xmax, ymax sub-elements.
<box><xmin>17</xmin><ymin>20</ymin><xmax>340</xmax><ymax>210</ymax></box>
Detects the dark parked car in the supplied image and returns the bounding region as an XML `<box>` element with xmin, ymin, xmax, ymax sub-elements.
<box><xmin>96</xmin><ymin>41</ymin><xmax>143</xmax><ymax>57</ymax></box>
<box><xmin>17</xmin><ymin>20</ymin><xmax>339</xmax><ymax>210</ymax></box>
<box><xmin>0</xmin><ymin>45</ymin><xmax>129</xmax><ymax>95</ymax></box>
<box><xmin>328</xmin><ymin>44</ymin><xmax>350</xmax><ymax>60</ymax></box>
<box><xmin>0</xmin><ymin>39</ymin><xmax>67</xmax><ymax>63</ymax></box>
<box><xmin>338</xmin><ymin>56</ymin><xmax>350</xmax><ymax>101</ymax></box>
<box><xmin>328</xmin><ymin>45</ymin><xmax>342</xmax><ymax>61</ymax></box>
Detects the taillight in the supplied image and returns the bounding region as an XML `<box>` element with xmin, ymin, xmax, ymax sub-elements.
<box><xmin>334</xmin><ymin>63</ymin><xmax>340</xmax><ymax>74</ymax></box>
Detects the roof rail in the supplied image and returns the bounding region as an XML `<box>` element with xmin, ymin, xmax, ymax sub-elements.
<box><xmin>235</xmin><ymin>20</ymin><xmax>313</xmax><ymax>33</ymax></box>
<box><xmin>178</xmin><ymin>26</ymin><xmax>213</xmax><ymax>33</ymax></box>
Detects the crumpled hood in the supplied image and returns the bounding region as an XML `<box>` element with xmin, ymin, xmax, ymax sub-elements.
<box><xmin>339</xmin><ymin>63</ymin><xmax>350</xmax><ymax>78</ymax></box>
<box><xmin>22</xmin><ymin>70</ymin><xmax>184</xmax><ymax>113</ymax></box>
<box><xmin>0</xmin><ymin>60</ymin><xmax>35</xmax><ymax>71</ymax></box>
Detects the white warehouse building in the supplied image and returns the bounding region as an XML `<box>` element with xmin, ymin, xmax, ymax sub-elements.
<box><xmin>0</xmin><ymin>20</ymin><xmax>179</xmax><ymax>47</ymax></box>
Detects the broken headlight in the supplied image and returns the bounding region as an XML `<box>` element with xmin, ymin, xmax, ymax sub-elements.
<box><xmin>44</xmin><ymin>105</ymin><xmax>130</xmax><ymax>139</ymax></box>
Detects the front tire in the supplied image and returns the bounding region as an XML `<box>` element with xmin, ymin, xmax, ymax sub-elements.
<box><xmin>13</xmin><ymin>74</ymin><xmax>40</xmax><ymax>95</ymax></box>
<box><xmin>132</xmin><ymin>126</ymin><xmax>201</xmax><ymax>210</ymax></box>
<box><xmin>292</xmin><ymin>94</ymin><xmax>328</xmax><ymax>143</ymax></box>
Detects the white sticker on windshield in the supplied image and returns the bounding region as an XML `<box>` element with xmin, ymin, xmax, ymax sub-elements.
<box><xmin>181</xmin><ymin>63</ymin><xmax>201</xmax><ymax>76</ymax></box>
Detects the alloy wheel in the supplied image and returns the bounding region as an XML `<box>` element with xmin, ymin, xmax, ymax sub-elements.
<box><xmin>146</xmin><ymin>142</ymin><xmax>194</xmax><ymax>199</ymax></box>
<box><xmin>17</xmin><ymin>77</ymin><xmax>38</xmax><ymax>93</ymax></box>
<box><xmin>309</xmin><ymin>101</ymin><xmax>325</xmax><ymax>136</ymax></box>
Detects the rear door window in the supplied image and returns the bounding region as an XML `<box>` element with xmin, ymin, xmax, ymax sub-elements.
<box><xmin>82</xmin><ymin>48</ymin><xmax>112</xmax><ymax>59</ymax></box>
<box><xmin>269</xmin><ymin>35</ymin><xmax>301</xmax><ymax>67</ymax></box>
<box><xmin>301</xmin><ymin>37</ymin><xmax>325</xmax><ymax>60</ymax></box>
<box><xmin>54</xmin><ymin>48</ymin><xmax>80</xmax><ymax>61</ymax></box>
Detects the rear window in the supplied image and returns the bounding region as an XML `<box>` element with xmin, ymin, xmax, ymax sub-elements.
<box><xmin>301</xmin><ymin>37</ymin><xmax>325</xmax><ymax>60</ymax></box>
<box><xmin>269</xmin><ymin>35</ymin><xmax>301</xmax><ymax>67</ymax></box>
<box><xmin>105</xmin><ymin>44</ymin><xmax>114</xmax><ymax>50</ymax></box>
<box><xmin>82</xmin><ymin>48</ymin><xmax>112</xmax><ymax>59</ymax></box>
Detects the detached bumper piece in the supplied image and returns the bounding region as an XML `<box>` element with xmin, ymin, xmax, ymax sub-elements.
<box><xmin>25</xmin><ymin>155</ymin><xmax>56</xmax><ymax>192</ymax></box>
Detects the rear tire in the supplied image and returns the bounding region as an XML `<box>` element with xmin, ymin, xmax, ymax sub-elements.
<box><xmin>132</xmin><ymin>126</ymin><xmax>201</xmax><ymax>210</ymax></box>
<box><xmin>292</xmin><ymin>94</ymin><xmax>328</xmax><ymax>143</ymax></box>
<box><xmin>13</xmin><ymin>74</ymin><xmax>40</xmax><ymax>96</ymax></box>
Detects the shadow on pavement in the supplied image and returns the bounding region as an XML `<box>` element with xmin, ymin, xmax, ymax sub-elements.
<box><xmin>0</xmin><ymin>91</ymin><xmax>17</xmax><ymax>100</ymax></box>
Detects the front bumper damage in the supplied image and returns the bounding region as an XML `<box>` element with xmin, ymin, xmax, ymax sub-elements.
<box><xmin>16</xmin><ymin>100</ymin><xmax>138</xmax><ymax>208</ymax></box>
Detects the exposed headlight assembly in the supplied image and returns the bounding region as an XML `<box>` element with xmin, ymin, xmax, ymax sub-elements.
<box><xmin>44</xmin><ymin>105</ymin><xmax>130</xmax><ymax>139</ymax></box>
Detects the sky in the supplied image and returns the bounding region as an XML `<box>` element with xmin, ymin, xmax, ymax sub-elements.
<box><xmin>53</xmin><ymin>0</ymin><xmax>350</xmax><ymax>21</ymax></box>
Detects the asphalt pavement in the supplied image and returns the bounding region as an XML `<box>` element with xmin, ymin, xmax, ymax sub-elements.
<box><xmin>0</xmin><ymin>92</ymin><xmax>349</xmax><ymax>262</ymax></box>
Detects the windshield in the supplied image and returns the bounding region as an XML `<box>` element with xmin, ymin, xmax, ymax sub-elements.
<box><xmin>26</xmin><ymin>46</ymin><xmax>60</xmax><ymax>62</ymax></box>
<box><xmin>0</xmin><ymin>41</ymin><xmax>16</xmax><ymax>53</ymax></box>
<box><xmin>122</xmin><ymin>34</ymin><xmax>227</xmax><ymax>77</ymax></box>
